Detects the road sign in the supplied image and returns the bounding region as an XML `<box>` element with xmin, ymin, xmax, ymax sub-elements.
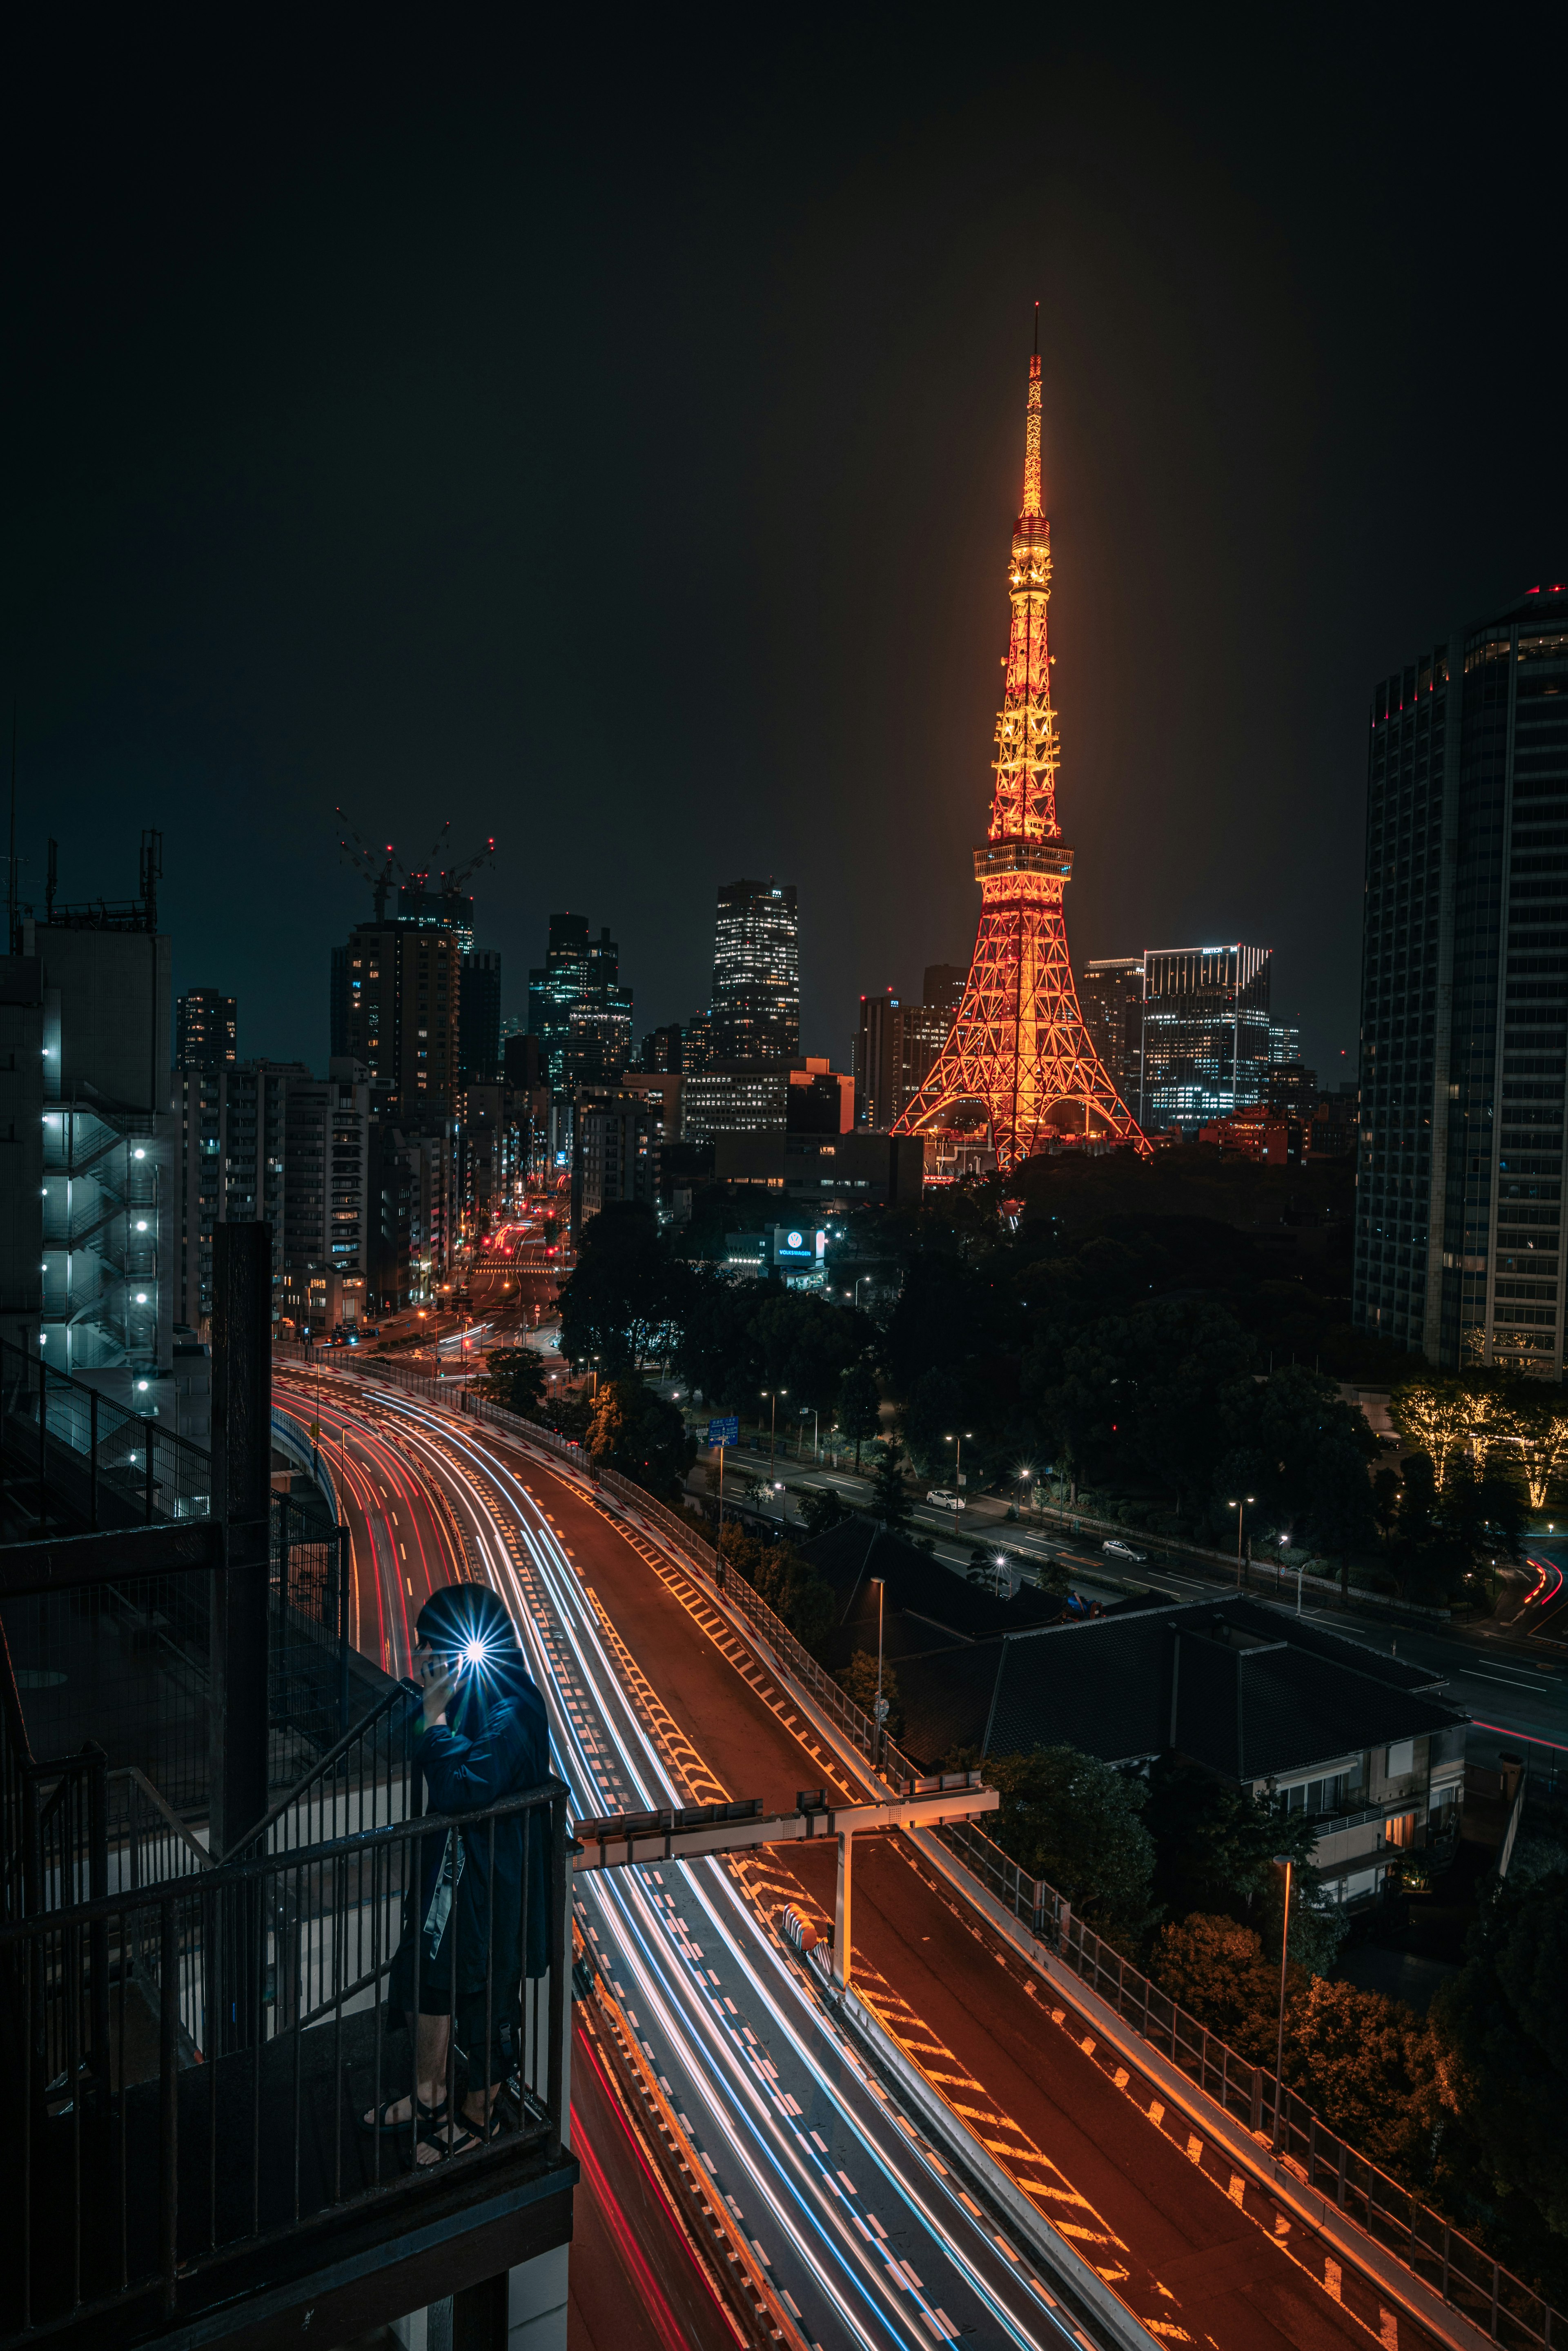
<box><xmin>707</xmin><ymin>1415</ymin><xmax>739</xmax><ymax>1448</ymax></box>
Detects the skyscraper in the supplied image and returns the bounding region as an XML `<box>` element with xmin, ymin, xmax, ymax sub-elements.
<box><xmin>335</xmin><ymin>918</ymin><xmax>462</xmax><ymax>1112</ymax></box>
<box><xmin>853</xmin><ymin>990</ymin><xmax>900</xmax><ymax>1129</ymax></box>
<box><xmin>1141</xmin><ymin>946</ymin><xmax>1272</xmax><ymax>1130</ymax></box>
<box><xmin>1080</xmin><ymin>959</ymin><xmax>1146</xmax><ymax>1125</ymax></box>
<box><xmin>459</xmin><ymin>948</ymin><xmax>502</xmax><ymax>1088</ymax></box>
<box><xmin>710</xmin><ymin>880</ymin><xmax>799</xmax><ymax>1063</ymax></box>
<box><xmin>1354</xmin><ymin>585</ymin><xmax>1568</xmax><ymax>1372</ymax></box>
<box><xmin>176</xmin><ymin>987</ymin><xmax>237</xmax><ymax>1073</ymax></box>
<box><xmin>527</xmin><ymin>912</ymin><xmax>590</xmax><ymax>1093</ymax></box>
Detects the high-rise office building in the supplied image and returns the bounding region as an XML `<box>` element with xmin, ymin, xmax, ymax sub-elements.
<box><xmin>335</xmin><ymin>919</ymin><xmax>462</xmax><ymax>1111</ymax></box>
<box><xmin>1270</xmin><ymin>1018</ymin><xmax>1303</xmax><ymax>1065</ymax></box>
<box><xmin>176</xmin><ymin>987</ymin><xmax>237</xmax><ymax>1073</ymax></box>
<box><xmin>710</xmin><ymin>880</ymin><xmax>799</xmax><ymax>1063</ymax></box>
<box><xmin>854</xmin><ymin>990</ymin><xmax>900</xmax><ymax>1129</ymax></box>
<box><xmin>526</xmin><ymin>913</ymin><xmax>632</xmax><ymax>1093</ymax></box>
<box><xmin>1354</xmin><ymin>586</ymin><xmax>1568</xmax><ymax>1372</ymax></box>
<box><xmin>459</xmin><ymin>948</ymin><xmax>502</xmax><ymax>1087</ymax></box>
<box><xmin>177</xmin><ymin>1059</ymin><xmax>307</xmax><ymax>1328</ymax></box>
<box><xmin>1141</xmin><ymin>945</ymin><xmax>1273</xmax><ymax>1130</ymax></box>
<box><xmin>1080</xmin><ymin>959</ymin><xmax>1146</xmax><ymax>1125</ymax></box>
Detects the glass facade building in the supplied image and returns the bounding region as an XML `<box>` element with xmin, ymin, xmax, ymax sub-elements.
<box><xmin>1141</xmin><ymin>945</ymin><xmax>1272</xmax><ymax>1130</ymax></box>
<box><xmin>1081</xmin><ymin>958</ymin><xmax>1146</xmax><ymax>1125</ymax></box>
<box><xmin>1354</xmin><ymin>585</ymin><xmax>1568</xmax><ymax>1371</ymax></box>
<box><xmin>710</xmin><ymin>879</ymin><xmax>799</xmax><ymax>1063</ymax></box>
<box><xmin>527</xmin><ymin>913</ymin><xmax>631</xmax><ymax>1094</ymax></box>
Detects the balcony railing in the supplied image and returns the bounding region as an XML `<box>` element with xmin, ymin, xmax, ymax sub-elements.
<box><xmin>2</xmin><ymin>1771</ymin><xmax>570</xmax><ymax>2346</ymax></box>
<box><xmin>1</xmin><ymin>1336</ymin><xmax>213</xmax><ymax>1531</ymax></box>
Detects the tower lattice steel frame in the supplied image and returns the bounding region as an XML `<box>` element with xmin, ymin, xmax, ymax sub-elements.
<box><xmin>895</xmin><ymin>322</ymin><xmax>1149</xmax><ymax>1174</ymax></box>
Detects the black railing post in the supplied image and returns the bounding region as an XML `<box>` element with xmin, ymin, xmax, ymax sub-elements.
<box><xmin>89</xmin><ymin>1388</ymin><xmax>99</xmax><ymax>1529</ymax></box>
<box><xmin>337</xmin><ymin>1525</ymin><xmax>351</xmax><ymax>1736</ymax></box>
<box><xmin>145</xmin><ymin>1422</ymin><xmax>154</xmax><ymax>1523</ymax></box>
<box><xmin>159</xmin><ymin>1895</ymin><xmax>180</xmax><ymax>2319</ymax></box>
<box><xmin>87</xmin><ymin>1742</ymin><xmax>111</xmax><ymax>2086</ymax></box>
<box><xmin>38</xmin><ymin>1356</ymin><xmax>48</xmax><ymax>1526</ymax></box>
<box><xmin>209</xmin><ymin>1222</ymin><xmax>273</xmax><ymax>1861</ymax></box>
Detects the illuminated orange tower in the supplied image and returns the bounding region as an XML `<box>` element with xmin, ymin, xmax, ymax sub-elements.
<box><xmin>895</xmin><ymin>315</ymin><xmax>1149</xmax><ymax>1174</ymax></box>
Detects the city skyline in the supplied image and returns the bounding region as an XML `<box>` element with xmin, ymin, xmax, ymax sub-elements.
<box><xmin>10</xmin><ymin>27</ymin><xmax>1567</xmax><ymax>1091</ymax></box>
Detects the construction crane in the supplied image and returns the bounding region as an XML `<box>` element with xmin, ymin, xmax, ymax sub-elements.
<box><xmin>336</xmin><ymin>808</ymin><xmax>497</xmax><ymax>922</ymax></box>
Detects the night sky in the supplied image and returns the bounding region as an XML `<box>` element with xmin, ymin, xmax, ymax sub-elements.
<box><xmin>7</xmin><ymin>12</ymin><xmax>1567</xmax><ymax>1084</ymax></box>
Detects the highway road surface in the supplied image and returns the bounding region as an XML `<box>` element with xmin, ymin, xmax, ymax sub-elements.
<box><xmin>277</xmin><ymin>1369</ymin><xmax>1112</xmax><ymax>2351</ymax></box>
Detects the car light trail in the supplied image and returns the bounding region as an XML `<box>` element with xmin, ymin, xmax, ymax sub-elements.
<box><xmin>294</xmin><ymin>1374</ymin><xmax>1106</xmax><ymax>2350</ymax></box>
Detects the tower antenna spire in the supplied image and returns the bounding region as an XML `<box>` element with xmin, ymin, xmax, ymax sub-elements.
<box><xmin>1022</xmin><ymin>310</ymin><xmax>1044</xmax><ymax>519</ymax></box>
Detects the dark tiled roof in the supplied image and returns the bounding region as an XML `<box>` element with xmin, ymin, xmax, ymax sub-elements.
<box><xmin>982</xmin><ymin>1596</ymin><xmax>1466</xmax><ymax>1784</ymax></box>
<box><xmin>790</xmin><ymin>1519</ymin><xmax>1060</xmax><ymax>1766</ymax></box>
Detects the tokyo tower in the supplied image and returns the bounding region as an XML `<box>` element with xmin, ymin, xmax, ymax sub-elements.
<box><xmin>894</xmin><ymin>316</ymin><xmax>1149</xmax><ymax>1174</ymax></box>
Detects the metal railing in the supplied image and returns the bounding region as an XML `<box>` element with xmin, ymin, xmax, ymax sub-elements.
<box><xmin>3</xmin><ymin>1769</ymin><xmax>570</xmax><ymax>2342</ymax></box>
<box><xmin>933</xmin><ymin>1814</ymin><xmax>1562</xmax><ymax>2351</ymax></box>
<box><xmin>1</xmin><ymin>1335</ymin><xmax>213</xmax><ymax>1530</ymax></box>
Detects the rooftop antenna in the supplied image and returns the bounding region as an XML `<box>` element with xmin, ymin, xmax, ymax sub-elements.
<box><xmin>45</xmin><ymin>838</ymin><xmax>58</xmax><ymax>922</ymax></box>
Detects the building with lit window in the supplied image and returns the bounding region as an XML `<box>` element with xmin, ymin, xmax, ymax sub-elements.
<box><xmin>176</xmin><ymin>987</ymin><xmax>237</xmax><ymax>1073</ymax></box>
<box><xmin>1354</xmin><ymin>584</ymin><xmax>1568</xmax><ymax>1372</ymax></box>
<box><xmin>332</xmin><ymin>918</ymin><xmax>461</xmax><ymax>1113</ymax></box>
<box><xmin>459</xmin><ymin>947</ymin><xmax>502</xmax><ymax>1087</ymax></box>
<box><xmin>1080</xmin><ymin>958</ymin><xmax>1145</xmax><ymax>1125</ymax></box>
<box><xmin>1141</xmin><ymin>945</ymin><xmax>1273</xmax><ymax>1131</ymax></box>
<box><xmin>526</xmin><ymin>913</ymin><xmax>632</xmax><ymax>1095</ymax></box>
<box><xmin>853</xmin><ymin>990</ymin><xmax>900</xmax><ymax>1129</ymax></box>
<box><xmin>710</xmin><ymin>879</ymin><xmax>799</xmax><ymax>1063</ymax></box>
<box><xmin>684</xmin><ymin>1057</ymin><xmax>851</xmax><ymax>1148</ymax></box>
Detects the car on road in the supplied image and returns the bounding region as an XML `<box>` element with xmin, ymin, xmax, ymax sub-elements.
<box><xmin>1101</xmin><ymin>1536</ymin><xmax>1148</xmax><ymax>1563</ymax></box>
<box><xmin>925</xmin><ymin>1488</ymin><xmax>967</xmax><ymax>1512</ymax></box>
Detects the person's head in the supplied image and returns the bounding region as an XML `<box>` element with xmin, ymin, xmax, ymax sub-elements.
<box><xmin>414</xmin><ymin>1582</ymin><xmax>528</xmax><ymax>1723</ymax></box>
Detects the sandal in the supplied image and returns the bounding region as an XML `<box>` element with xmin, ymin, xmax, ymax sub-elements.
<box><xmin>359</xmin><ymin>2092</ymin><xmax>448</xmax><ymax>2136</ymax></box>
<box><xmin>413</xmin><ymin>2108</ymin><xmax>505</xmax><ymax>2166</ymax></box>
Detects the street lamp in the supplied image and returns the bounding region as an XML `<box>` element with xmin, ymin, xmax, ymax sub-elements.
<box><xmin>1272</xmin><ymin>1854</ymin><xmax>1294</xmax><ymax>2149</ymax></box>
<box><xmin>761</xmin><ymin>1387</ymin><xmax>788</xmax><ymax>1475</ymax></box>
<box><xmin>1280</xmin><ymin>1531</ymin><xmax>1303</xmax><ymax>1615</ymax></box>
<box><xmin>1227</xmin><ymin>1495</ymin><xmax>1256</xmax><ymax>1587</ymax></box>
<box><xmin>944</xmin><ymin>1431</ymin><xmax>974</xmax><ymax>1493</ymax></box>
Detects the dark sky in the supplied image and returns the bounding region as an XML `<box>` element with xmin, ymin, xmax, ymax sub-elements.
<box><xmin>7</xmin><ymin>9</ymin><xmax>1567</xmax><ymax>1084</ymax></box>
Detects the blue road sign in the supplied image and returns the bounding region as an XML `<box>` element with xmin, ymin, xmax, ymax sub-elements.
<box><xmin>707</xmin><ymin>1415</ymin><xmax>739</xmax><ymax>1448</ymax></box>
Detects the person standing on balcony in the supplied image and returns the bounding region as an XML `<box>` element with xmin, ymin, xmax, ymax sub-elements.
<box><xmin>361</xmin><ymin>1579</ymin><xmax>551</xmax><ymax>2159</ymax></box>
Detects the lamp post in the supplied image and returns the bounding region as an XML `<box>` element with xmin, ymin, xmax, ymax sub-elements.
<box><xmin>944</xmin><ymin>1431</ymin><xmax>974</xmax><ymax>1493</ymax></box>
<box><xmin>1272</xmin><ymin>1854</ymin><xmax>1293</xmax><ymax>2150</ymax></box>
<box><xmin>871</xmin><ymin>1577</ymin><xmax>886</xmax><ymax>1771</ymax></box>
<box><xmin>762</xmin><ymin>1387</ymin><xmax>787</xmax><ymax>1475</ymax></box>
<box><xmin>1228</xmin><ymin>1495</ymin><xmax>1256</xmax><ymax>1588</ymax></box>
<box><xmin>1281</xmin><ymin>1532</ymin><xmax>1302</xmax><ymax>1614</ymax></box>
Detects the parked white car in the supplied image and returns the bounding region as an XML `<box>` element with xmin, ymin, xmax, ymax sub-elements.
<box><xmin>1102</xmin><ymin>1537</ymin><xmax>1147</xmax><ymax>1563</ymax></box>
<box><xmin>925</xmin><ymin>1488</ymin><xmax>967</xmax><ymax>1513</ymax></box>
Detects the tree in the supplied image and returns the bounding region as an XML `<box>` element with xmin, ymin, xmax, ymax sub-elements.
<box><xmin>800</xmin><ymin>1483</ymin><xmax>851</xmax><ymax>1539</ymax></box>
<box><xmin>587</xmin><ymin>1377</ymin><xmax>696</xmax><ymax>1500</ymax></box>
<box><xmin>1434</xmin><ymin>1861</ymin><xmax>1568</xmax><ymax>2236</ymax></box>
<box><xmin>870</xmin><ymin>1438</ymin><xmax>912</xmax><ymax>1530</ymax></box>
<box><xmin>980</xmin><ymin>1746</ymin><xmax>1157</xmax><ymax>1946</ymax></box>
<box><xmin>1144</xmin><ymin>1758</ymin><xmax>1319</xmax><ymax>1927</ymax></box>
<box><xmin>836</xmin><ymin>1649</ymin><xmax>903</xmax><ymax>1739</ymax></box>
<box><xmin>557</xmin><ymin>1203</ymin><xmax>687</xmax><ymax>1373</ymax></box>
<box><xmin>1390</xmin><ymin>1374</ymin><xmax>1495</xmax><ymax>1490</ymax></box>
<box><xmin>1151</xmin><ymin>1913</ymin><xmax>1283</xmax><ymax>2058</ymax></box>
<box><xmin>837</xmin><ymin>1362</ymin><xmax>882</xmax><ymax>1469</ymax></box>
<box><xmin>678</xmin><ymin>1268</ymin><xmax>766</xmax><ymax>1408</ymax></box>
<box><xmin>479</xmin><ymin>1347</ymin><xmax>547</xmax><ymax>1418</ymax></box>
<box><xmin>899</xmin><ymin>1366</ymin><xmax>969</xmax><ymax>1479</ymax></box>
<box><xmin>752</xmin><ymin>1291</ymin><xmax>866</xmax><ymax>1415</ymax></box>
<box><xmin>718</xmin><ymin>1524</ymin><xmax>836</xmax><ymax>1653</ymax></box>
<box><xmin>1493</xmin><ymin>1386</ymin><xmax>1568</xmax><ymax>1511</ymax></box>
